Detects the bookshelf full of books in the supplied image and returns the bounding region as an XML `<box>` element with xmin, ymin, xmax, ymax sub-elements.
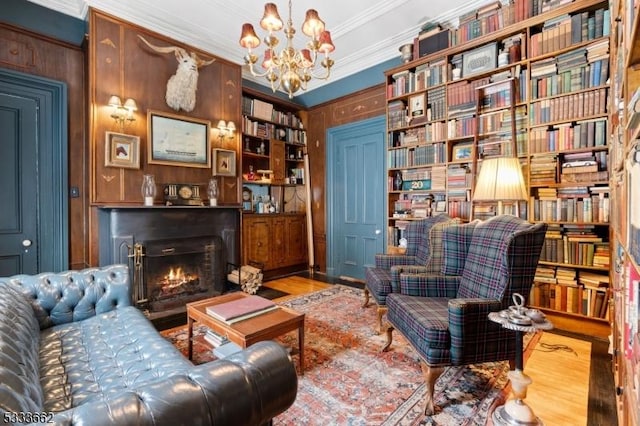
<box><xmin>608</xmin><ymin>0</ymin><xmax>640</xmax><ymax>423</ymax></box>
<box><xmin>384</xmin><ymin>0</ymin><xmax>612</xmax><ymax>336</ymax></box>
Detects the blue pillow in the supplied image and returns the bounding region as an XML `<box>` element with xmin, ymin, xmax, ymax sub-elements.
<box><xmin>441</xmin><ymin>220</ymin><xmax>479</xmax><ymax>275</ymax></box>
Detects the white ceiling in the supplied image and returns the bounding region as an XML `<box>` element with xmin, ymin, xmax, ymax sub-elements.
<box><xmin>25</xmin><ymin>0</ymin><xmax>478</xmax><ymax>95</ymax></box>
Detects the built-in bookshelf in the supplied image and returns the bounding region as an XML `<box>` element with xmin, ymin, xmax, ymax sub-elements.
<box><xmin>384</xmin><ymin>0</ymin><xmax>612</xmax><ymax>335</ymax></box>
<box><xmin>240</xmin><ymin>88</ymin><xmax>308</xmax><ymax>278</ymax></box>
<box><xmin>609</xmin><ymin>0</ymin><xmax>640</xmax><ymax>423</ymax></box>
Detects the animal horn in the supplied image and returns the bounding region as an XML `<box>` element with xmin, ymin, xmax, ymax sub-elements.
<box><xmin>138</xmin><ymin>35</ymin><xmax>181</xmax><ymax>55</ymax></box>
<box><xmin>196</xmin><ymin>56</ymin><xmax>216</xmax><ymax>68</ymax></box>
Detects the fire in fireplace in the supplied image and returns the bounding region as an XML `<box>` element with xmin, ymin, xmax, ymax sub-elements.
<box><xmin>129</xmin><ymin>235</ymin><xmax>227</xmax><ymax>313</ymax></box>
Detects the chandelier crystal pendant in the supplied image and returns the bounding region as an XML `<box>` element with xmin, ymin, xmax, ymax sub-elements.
<box><xmin>239</xmin><ymin>0</ymin><xmax>335</xmax><ymax>99</ymax></box>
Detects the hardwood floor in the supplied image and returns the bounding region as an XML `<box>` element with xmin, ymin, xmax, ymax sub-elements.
<box><xmin>263</xmin><ymin>273</ymin><xmax>618</xmax><ymax>425</ymax></box>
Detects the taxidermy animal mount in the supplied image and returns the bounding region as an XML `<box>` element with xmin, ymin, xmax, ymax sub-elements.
<box><xmin>138</xmin><ymin>35</ymin><xmax>215</xmax><ymax>112</ymax></box>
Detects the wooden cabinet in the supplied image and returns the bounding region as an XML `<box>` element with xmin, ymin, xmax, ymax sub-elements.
<box><xmin>383</xmin><ymin>0</ymin><xmax>612</xmax><ymax>337</ymax></box>
<box><xmin>242</xmin><ymin>213</ymin><xmax>308</xmax><ymax>277</ymax></box>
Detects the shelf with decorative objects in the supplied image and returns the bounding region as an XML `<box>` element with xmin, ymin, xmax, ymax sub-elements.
<box><xmin>240</xmin><ymin>88</ymin><xmax>309</xmax><ymax>278</ymax></box>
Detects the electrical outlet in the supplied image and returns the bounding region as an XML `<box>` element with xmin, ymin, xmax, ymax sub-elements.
<box><xmin>70</xmin><ymin>186</ymin><xmax>80</xmax><ymax>198</ymax></box>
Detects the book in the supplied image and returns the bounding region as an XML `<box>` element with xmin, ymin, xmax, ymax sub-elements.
<box><xmin>213</xmin><ymin>341</ymin><xmax>243</xmax><ymax>359</ymax></box>
<box><xmin>206</xmin><ymin>295</ymin><xmax>278</xmax><ymax>324</ymax></box>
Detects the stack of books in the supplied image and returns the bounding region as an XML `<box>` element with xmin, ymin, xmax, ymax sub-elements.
<box><xmin>203</xmin><ymin>329</ymin><xmax>229</xmax><ymax>347</ymax></box>
<box><xmin>206</xmin><ymin>295</ymin><xmax>278</xmax><ymax>324</ymax></box>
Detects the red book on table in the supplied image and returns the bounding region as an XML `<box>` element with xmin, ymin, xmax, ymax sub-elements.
<box><xmin>206</xmin><ymin>295</ymin><xmax>277</xmax><ymax>323</ymax></box>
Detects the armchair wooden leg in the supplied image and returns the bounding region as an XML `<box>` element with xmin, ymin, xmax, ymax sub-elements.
<box><xmin>421</xmin><ymin>362</ymin><xmax>444</xmax><ymax>416</ymax></box>
<box><xmin>362</xmin><ymin>287</ymin><xmax>370</xmax><ymax>308</ymax></box>
<box><xmin>382</xmin><ymin>322</ymin><xmax>394</xmax><ymax>352</ymax></box>
<box><xmin>377</xmin><ymin>306</ymin><xmax>387</xmax><ymax>334</ymax></box>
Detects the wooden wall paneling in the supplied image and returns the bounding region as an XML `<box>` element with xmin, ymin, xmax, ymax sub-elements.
<box><xmin>305</xmin><ymin>107</ymin><xmax>327</xmax><ymax>271</ymax></box>
<box><xmin>0</xmin><ymin>23</ymin><xmax>87</xmax><ymax>270</ymax></box>
<box><xmin>328</xmin><ymin>84</ymin><xmax>386</xmax><ymax>127</ymax></box>
<box><xmin>210</xmin><ymin>63</ymin><xmax>242</xmax><ymax>204</ymax></box>
<box><xmin>87</xmin><ymin>9</ymin><xmax>242</xmax><ymax>264</ymax></box>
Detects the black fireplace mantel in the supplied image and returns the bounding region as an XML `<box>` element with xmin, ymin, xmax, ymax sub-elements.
<box><xmin>98</xmin><ymin>205</ymin><xmax>241</xmax><ymax>271</ymax></box>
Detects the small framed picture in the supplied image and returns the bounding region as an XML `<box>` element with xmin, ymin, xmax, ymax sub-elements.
<box><xmin>105</xmin><ymin>132</ymin><xmax>140</xmax><ymax>169</ymax></box>
<box><xmin>409</xmin><ymin>93</ymin><xmax>426</xmax><ymax>118</ymax></box>
<box><xmin>452</xmin><ymin>142</ymin><xmax>473</xmax><ymax>161</ymax></box>
<box><xmin>213</xmin><ymin>148</ymin><xmax>237</xmax><ymax>176</ymax></box>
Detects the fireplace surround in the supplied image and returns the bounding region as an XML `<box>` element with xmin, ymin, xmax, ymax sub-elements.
<box><xmin>98</xmin><ymin>206</ymin><xmax>240</xmax><ymax>322</ymax></box>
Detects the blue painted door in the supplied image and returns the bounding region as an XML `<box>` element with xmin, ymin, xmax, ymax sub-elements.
<box><xmin>0</xmin><ymin>93</ymin><xmax>38</xmax><ymax>275</ymax></box>
<box><xmin>0</xmin><ymin>69</ymin><xmax>68</xmax><ymax>275</ymax></box>
<box><xmin>327</xmin><ymin>116</ymin><xmax>386</xmax><ymax>280</ymax></box>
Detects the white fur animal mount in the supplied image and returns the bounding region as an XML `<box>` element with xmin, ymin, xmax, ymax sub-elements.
<box><xmin>138</xmin><ymin>35</ymin><xmax>215</xmax><ymax>112</ymax></box>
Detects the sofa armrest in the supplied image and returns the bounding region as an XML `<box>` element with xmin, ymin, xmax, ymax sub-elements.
<box><xmin>47</xmin><ymin>341</ymin><xmax>297</xmax><ymax>426</ymax></box>
<box><xmin>398</xmin><ymin>274</ymin><xmax>460</xmax><ymax>298</ymax></box>
<box><xmin>3</xmin><ymin>264</ymin><xmax>131</xmax><ymax>329</ymax></box>
<box><xmin>447</xmin><ymin>298</ymin><xmax>512</xmax><ymax>365</ymax></box>
<box><xmin>374</xmin><ymin>253</ymin><xmax>417</xmax><ymax>269</ymax></box>
<box><xmin>389</xmin><ymin>265</ymin><xmax>428</xmax><ymax>293</ymax></box>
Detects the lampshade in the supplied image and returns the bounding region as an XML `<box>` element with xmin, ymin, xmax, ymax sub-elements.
<box><xmin>123</xmin><ymin>98</ymin><xmax>138</xmax><ymax>111</ymax></box>
<box><xmin>217</xmin><ymin>120</ymin><xmax>227</xmax><ymax>130</ymax></box>
<box><xmin>318</xmin><ymin>31</ymin><xmax>335</xmax><ymax>54</ymax></box>
<box><xmin>226</xmin><ymin>121</ymin><xmax>236</xmax><ymax>132</ymax></box>
<box><xmin>108</xmin><ymin>95</ymin><xmax>122</xmax><ymax>107</ymax></box>
<box><xmin>240</xmin><ymin>23</ymin><xmax>260</xmax><ymax>49</ymax></box>
<box><xmin>301</xmin><ymin>9</ymin><xmax>325</xmax><ymax>37</ymax></box>
<box><xmin>473</xmin><ymin>157</ymin><xmax>527</xmax><ymax>201</ymax></box>
<box><xmin>260</xmin><ymin>3</ymin><xmax>283</xmax><ymax>31</ymax></box>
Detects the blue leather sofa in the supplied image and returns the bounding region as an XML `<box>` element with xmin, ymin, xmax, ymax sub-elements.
<box><xmin>0</xmin><ymin>264</ymin><xmax>297</xmax><ymax>425</ymax></box>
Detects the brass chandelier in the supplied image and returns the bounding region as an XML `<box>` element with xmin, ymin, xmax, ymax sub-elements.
<box><xmin>239</xmin><ymin>0</ymin><xmax>335</xmax><ymax>99</ymax></box>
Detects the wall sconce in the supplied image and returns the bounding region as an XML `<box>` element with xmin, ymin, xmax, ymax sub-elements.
<box><xmin>216</xmin><ymin>120</ymin><xmax>236</xmax><ymax>142</ymax></box>
<box><xmin>108</xmin><ymin>95</ymin><xmax>137</xmax><ymax>132</ymax></box>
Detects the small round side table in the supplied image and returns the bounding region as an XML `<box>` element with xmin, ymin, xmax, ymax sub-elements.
<box><xmin>489</xmin><ymin>294</ymin><xmax>553</xmax><ymax>426</ymax></box>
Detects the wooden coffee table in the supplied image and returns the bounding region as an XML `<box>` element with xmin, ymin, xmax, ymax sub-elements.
<box><xmin>186</xmin><ymin>292</ymin><xmax>305</xmax><ymax>374</ymax></box>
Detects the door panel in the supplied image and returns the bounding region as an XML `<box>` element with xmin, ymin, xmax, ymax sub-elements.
<box><xmin>0</xmin><ymin>94</ymin><xmax>38</xmax><ymax>275</ymax></box>
<box><xmin>327</xmin><ymin>116</ymin><xmax>386</xmax><ymax>280</ymax></box>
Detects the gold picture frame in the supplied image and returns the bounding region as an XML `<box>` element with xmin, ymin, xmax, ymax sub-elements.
<box><xmin>105</xmin><ymin>132</ymin><xmax>140</xmax><ymax>169</ymax></box>
<box><xmin>147</xmin><ymin>110</ymin><xmax>211</xmax><ymax>168</ymax></box>
<box><xmin>452</xmin><ymin>142</ymin><xmax>473</xmax><ymax>161</ymax></box>
<box><xmin>212</xmin><ymin>148</ymin><xmax>237</xmax><ymax>176</ymax></box>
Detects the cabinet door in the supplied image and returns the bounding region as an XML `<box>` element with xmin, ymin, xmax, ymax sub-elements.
<box><xmin>271</xmin><ymin>140</ymin><xmax>286</xmax><ymax>184</ymax></box>
<box><xmin>243</xmin><ymin>216</ymin><xmax>271</xmax><ymax>269</ymax></box>
<box><xmin>271</xmin><ymin>216</ymin><xmax>287</xmax><ymax>268</ymax></box>
<box><xmin>286</xmin><ymin>215</ymin><xmax>308</xmax><ymax>265</ymax></box>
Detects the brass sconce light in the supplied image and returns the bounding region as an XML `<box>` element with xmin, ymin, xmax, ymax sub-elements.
<box><xmin>108</xmin><ymin>95</ymin><xmax>137</xmax><ymax>132</ymax></box>
<box><xmin>216</xmin><ymin>120</ymin><xmax>236</xmax><ymax>142</ymax></box>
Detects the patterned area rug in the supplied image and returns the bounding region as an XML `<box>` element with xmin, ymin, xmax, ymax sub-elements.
<box><xmin>162</xmin><ymin>285</ymin><xmax>539</xmax><ymax>425</ymax></box>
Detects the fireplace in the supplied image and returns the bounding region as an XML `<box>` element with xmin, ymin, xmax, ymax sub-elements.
<box><xmin>98</xmin><ymin>206</ymin><xmax>240</xmax><ymax>320</ymax></box>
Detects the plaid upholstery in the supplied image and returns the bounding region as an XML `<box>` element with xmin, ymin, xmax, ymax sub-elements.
<box><xmin>364</xmin><ymin>267</ymin><xmax>392</xmax><ymax>304</ymax></box>
<box><xmin>398</xmin><ymin>274</ymin><xmax>460</xmax><ymax>298</ymax></box>
<box><xmin>386</xmin><ymin>293</ymin><xmax>451</xmax><ymax>365</ymax></box>
<box><xmin>366</xmin><ymin>215</ymin><xmax>452</xmax><ymax>306</ymax></box>
<box><xmin>423</xmin><ymin>218</ymin><xmax>461</xmax><ymax>274</ymax></box>
<box><xmin>386</xmin><ymin>215</ymin><xmax>547</xmax><ymax>368</ymax></box>
<box><xmin>457</xmin><ymin>215</ymin><xmax>547</xmax><ymax>307</ymax></box>
<box><xmin>374</xmin><ymin>215</ymin><xmax>452</xmax><ymax>269</ymax></box>
<box><xmin>441</xmin><ymin>220</ymin><xmax>479</xmax><ymax>275</ymax></box>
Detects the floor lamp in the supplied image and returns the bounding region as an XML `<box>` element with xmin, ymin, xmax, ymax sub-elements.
<box><xmin>472</xmin><ymin>157</ymin><xmax>527</xmax><ymax>217</ymax></box>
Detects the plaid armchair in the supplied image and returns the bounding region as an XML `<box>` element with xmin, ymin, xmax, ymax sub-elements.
<box><xmin>382</xmin><ymin>215</ymin><xmax>547</xmax><ymax>415</ymax></box>
<box><xmin>363</xmin><ymin>214</ymin><xmax>454</xmax><ymax>332</ymax></box>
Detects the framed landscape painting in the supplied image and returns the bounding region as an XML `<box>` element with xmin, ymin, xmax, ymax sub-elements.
<box><xmin>147</xmin><ymin>110</ymin><xmax>211</xmax><ymax>168</ymax></box>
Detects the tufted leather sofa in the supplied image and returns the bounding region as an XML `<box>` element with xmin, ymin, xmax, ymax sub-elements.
<box><xmin>0</xmin><ymin>264</ymin><xmax>297</xmax><ymax>425</ymax></box>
